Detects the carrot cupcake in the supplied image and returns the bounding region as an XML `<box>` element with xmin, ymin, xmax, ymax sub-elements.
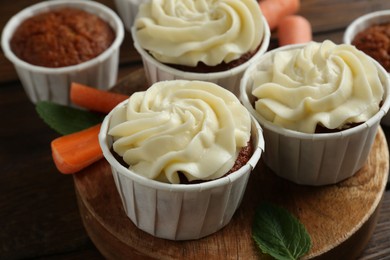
<box><xmin>240</xmin><ymin>40</ymin><xmax>390</xmax><ymax>185</ymax></box>
<box><xmin>343</xmin><ymin>10</ymin><xmax>390</xmax><ymax>126</ymax></box>
<box><xmin>131</xmin><ymin>0</ymin><xmax>270</xmax><ymax>95</ymax></box>
<box><xmin>99</xmin><ymin>80</ymin><xmax>264</xmax><ymax>240</ymax></box>
<box><xmin>10</xmin><ymin>7</ymin><xmax>115</xmax><ymax>68</ymax></box>
<box><xmin>1</xmin><ymin>0</ymin><xmax>124</xmax><ymax>105</ymax></box>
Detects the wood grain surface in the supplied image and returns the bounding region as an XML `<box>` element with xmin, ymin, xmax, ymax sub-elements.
<box><xmin>73</xmin><ymin>70</ymin><xmax>389</xmax><ymax>259</ymax></box>
<box><xmin>74</xmin><ymin>131</ymin><xmax>388</xmax><ymax>260</ymax></box>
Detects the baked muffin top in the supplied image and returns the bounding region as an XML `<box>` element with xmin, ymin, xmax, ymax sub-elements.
<box><xmin>10</xmin><ymin>7</ymin><xmax>115</xmax><ymax>68</ymax></box>
<box><xmin>352</xmin><ymin>22</ymin><xmax>390</xmax><ymax>72</ymax></box>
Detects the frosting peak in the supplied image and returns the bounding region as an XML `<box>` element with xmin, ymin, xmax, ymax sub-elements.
<box><xmin>108</xmin><ymin>80</ymin><xmax>251</xmax><ymax>183</ymax></box>
<box><xmin>134</xmin><ymin>0</ymin><xmax>264</xmax><ymax>67</ymax></box>
<box><xmin>251</xmin><ymin>40</ymin><xmax>384</xmax><ymax>133</ymax></box>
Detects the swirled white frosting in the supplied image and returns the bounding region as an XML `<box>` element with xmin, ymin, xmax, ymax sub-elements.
<box><xmin>134</xmin><ymin>0</ymin><xmax>264</xmax><ymax>67</ymax></box>
<box><xmin>108</xmin><ymin>80</ymin><xmax>251</xmax><ymax>183</ymax></box>
<box><xmin>251</xmin><ymin>40</ymin><xmax>384</xmax><ymax>133</ymax></box>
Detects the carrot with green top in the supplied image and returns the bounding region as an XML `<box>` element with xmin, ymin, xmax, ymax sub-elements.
<box><xmin>51</xmin><ymin>123</ymin><xmax>103</xmax><ymax>174</ymax></box>
<box><xmin>70</xmin><ymin>82</ymin><xmax>129</xmax><ymax>114</ymax></box>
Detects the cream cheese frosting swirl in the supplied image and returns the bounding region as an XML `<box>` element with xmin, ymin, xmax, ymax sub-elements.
<box><xmin>134</xmin><ymin>0</ymin><xmax>264</xmax><ymax>67</ymax></box>
<box><xmin>108</xmin><ymin>80</ymin><xmax>251</xmax><ymax>184</ymax></box>
<box><xmin>251</xmin><ymin>40</ymin><xmax>384</xmax><ymax>133</ymax></box>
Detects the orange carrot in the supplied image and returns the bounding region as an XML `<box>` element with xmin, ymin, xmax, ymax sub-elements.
<box><xmin>259</xmin><ymin>0</ymin><xmax>300</xmax><ymax>31</ymax></box>
<box><xmin>277</xmin><ymin>15</ymin><xmax>312</xmax><ymax>46</ymax></box>
<box><xmin>51</xmin><ymin>123</ymin><xmax>103</xmax><ymax>174</ymax></box>
<box><xmin>70</xmin><ymin>82</ymin><xmax>129</xmax><ymax>114</ymax></box>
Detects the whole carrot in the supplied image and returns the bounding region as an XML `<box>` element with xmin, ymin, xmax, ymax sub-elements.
<box><xmin>277</xmin><ymin>15</ymin><xmax>312</xmax><ymax>46</ymax></box>
<box><xmin>259</xmin><ymin>0</ymin><xmax>300</xmax><ymax>31</ymax></box>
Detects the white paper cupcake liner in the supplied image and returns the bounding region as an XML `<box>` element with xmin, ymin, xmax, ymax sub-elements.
<box><xmin>1</xmin><ymin>0</ymin><xmax>124</xmax><ymax>105</ymax></box>
<box><xmin>240</xmin><ymin>44</ymin><xmax>390</xmax><ymax>186</ymax></box>
<box><xmin>99</xmin><ymin>100</ymin><xmax>264</xmax><ymax>240</ymax></box>
<box><xmin>343</xmin><ymin>10</ymin><xmax>390</xmax><ymax>126</ymax></box>
<box><xmin>131</xmin><ymin>14</ymin><xmax>270</xmax><ymax>96</ymax></box>
<box><xmin>113</xmin><ymin>0</ymin><xmax>146</xmax><ymax>32</ymax></box>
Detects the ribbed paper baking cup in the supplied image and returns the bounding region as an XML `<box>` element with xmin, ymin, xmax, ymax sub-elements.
<box><xmin>99</xmin><ymin>100</ymin><xmax>264</xmax><ymax>240</ymax></box>
<box><xmin>114</xmin><ymin>0</ymin><xmax>145</xmax><ymax>32</ymax></box>
<box><xmin>130</xmin><ymin>14</ymin><xmax>270</xmax><ymax>96</ymax></box>
<box><xmin>1</xmin><ymin>0</ymin><xmax>124</xmax><ymax>105</ymax></box>
<box><xmin>240</xmin><ymin>44</ymin><xmax>390</xmax><ymax>186</ymax></box>
<box><xmin>343</xmin><ymin>10</ymin><xmax>390</xmax><ymax>126</ymax></box>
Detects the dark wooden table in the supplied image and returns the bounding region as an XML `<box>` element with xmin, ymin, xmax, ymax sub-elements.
<box><xmin>1</xmin><ymin>0</ymin><xmax>390</xmax><ymax>259</ymax></box>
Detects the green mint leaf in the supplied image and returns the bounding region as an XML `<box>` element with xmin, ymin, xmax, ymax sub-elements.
<box><xmin>252</xmin><ymin>202</ymin><xmax>311</xmax><ymax>260</ymax></box>
<box><xmin>36</xmin><ymin>101</ymin><xmax>104</xmax><ymax>135</ymax></box>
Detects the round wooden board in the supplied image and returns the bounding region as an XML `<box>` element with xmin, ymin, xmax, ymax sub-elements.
<box><xmin>73</xmin><ymin>68</ymin><xmax>389</xmax><ymax>259</ymax></box>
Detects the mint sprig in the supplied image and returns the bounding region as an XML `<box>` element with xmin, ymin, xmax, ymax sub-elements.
<box><xmin>252</xmin><ymin>202</ymin><xmax>311</xmax><ymax>260</ymax></box>
<box><xmin>36</xmin><ymin>101</ymin><xmax>104</xmax><ymax>135</ymax></box>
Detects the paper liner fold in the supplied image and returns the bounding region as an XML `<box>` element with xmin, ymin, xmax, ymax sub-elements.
<box><xmin>113</xmin><ymin>0</ymin><xmax>144</xmax><ymax>32</ymax></box>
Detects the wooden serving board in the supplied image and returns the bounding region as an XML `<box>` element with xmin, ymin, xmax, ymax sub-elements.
<box><xmin>73</xmin><ymin>68</ymin><xmax>389</xmax><ymax>259</ymax></box>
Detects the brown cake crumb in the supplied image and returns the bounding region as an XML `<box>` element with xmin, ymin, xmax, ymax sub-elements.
<box><xmin>179</xmin><ymin>140</ymin><xmax>254</xmax><ymax>184</ymax></box>
<box><xmin>10</xmin><ymin>7</ymin><xmax>115</xmax><ymax>68</ymax></box>
<box><xmin>226</xmin><ymin>141</ymin><xmax>254</xmax><ymax>174</ymax></box>
<box><xmin>352</xmin><ymin>22</ymin><xmax>390</xmax><ymax>72</ymax></box>
<box><xmin>113</xmin><ymin>139</ymin><xmax>254</xmax><ymax>185</ymax></box>
<box><xmin>315</xmin><ymin>122</ymin><xmax>361</xmax><ymax>133</ymax></box>
<box><xmin>162</xmin><ymin>45</ymin><xmax>261</xmax><ymax>73</ymax></box>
